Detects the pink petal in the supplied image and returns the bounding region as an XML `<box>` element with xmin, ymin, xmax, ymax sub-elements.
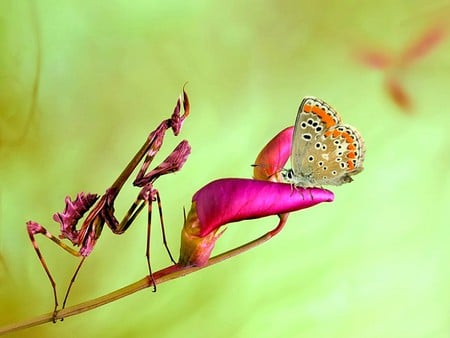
<box><xmin>178</xmin><ymin>178</ymin><xmax>333</xmax><ymax>267</ymax></box>
<box><xmin>253</xmin><ymin>126</ymin><xmax>294</xmax><ymax>182</ymax></box>
<box><xmin>194</xmin><ymin>178</ymin><xmax>334</xmax><ymax>237</ymax></box>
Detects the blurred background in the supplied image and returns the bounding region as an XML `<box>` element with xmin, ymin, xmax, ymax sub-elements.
<box><xmin>1</xmin><ymin>1</ymin><xmax>449</xmax><ymax>337</ymax></box>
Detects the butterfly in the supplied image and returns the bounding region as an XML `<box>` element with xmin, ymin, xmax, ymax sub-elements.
<box><xmin>283</xmin><ymin>97</ymin><xmax>365</xmax><ymax>187</ymax></box>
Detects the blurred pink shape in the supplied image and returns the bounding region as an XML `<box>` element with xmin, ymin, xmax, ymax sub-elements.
<box><xmin>402</xmin><ymin>25</ymin><xmax>446</xmax><ymax>63</ymax></box>
<box><xmin>356</xmin><ymin>24</ymin><xmax>447</xmax><ymax>113</ymax></box>
<box><xmin>356</xmin><ymin>49</ymin><xmax>393</xmax><ymax>69</ymax></box>
<box><xmin>384</xmin><ymin>76</ymin><xmax>413</xmax><ymax>112</ymax></box>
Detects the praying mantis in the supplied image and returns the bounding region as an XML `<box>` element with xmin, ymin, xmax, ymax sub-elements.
<box><xmin>26</xmin><ymin>89</ymin><xmax>190</xmax><ymax>321</ymax></box>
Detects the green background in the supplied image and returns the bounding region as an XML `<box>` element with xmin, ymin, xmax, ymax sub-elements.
<box><xmin>1</xmin><ymin>1</ymin><xmax>449</xmax><ymax>337</ymax></box>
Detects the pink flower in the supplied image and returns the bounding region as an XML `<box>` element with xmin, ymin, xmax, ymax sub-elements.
<box><xmin>179</xmin><ymin>178</ymin><xmax>333</xmax><ymax>267</ymax></box>
<box><xmin>179</xmin><ymin>123</ymin><xmax>334</xmax><ymax>267</ymax></box>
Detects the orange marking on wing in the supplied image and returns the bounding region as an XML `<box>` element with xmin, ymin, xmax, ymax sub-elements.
<box><xmin>305</xmin><ymin>104</ymin><xmax>336</xmax><ymax>128</ymax></box>
<box><xmin>347</xmin><ymin>160</ymin><xmax>355</xmax><ymax>170</ymax></box>
<box><xmin>347</xmin><ymin>152</ymin><xmax>356</xmax><ymax>159</ymax></box>
<box><xmin>341</xmin><ymin>132</ymin><xmax>354</xmax><ymax>144</ymax></box>
<box><xmin>347</xmin><ymin>144</ymin><xmax>356</xmax><ymax>150</ymax></box>
<box><xmin>332</xmin><ymin>130</ymin><xmax>341</xmax><ymax>138</ymax></box>
<box><xmin>303</xmin><ymin>103</ymin><xmax>313</xmax><ymax>113</ymax></box>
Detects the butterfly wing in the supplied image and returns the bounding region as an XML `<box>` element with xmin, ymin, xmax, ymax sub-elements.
<box><xmin>309</xmin><ymin>123</ymin><xmax>365</xmax><ymax>185</ymax></box>
<box><xmin>291</xmin><ymin>97</ymin><xmax>342</xmax><ymax>184</ymax></box>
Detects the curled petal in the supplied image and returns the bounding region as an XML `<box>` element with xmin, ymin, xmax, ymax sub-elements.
<box><xmin>179</xmin><ymin>178</ymin><xmax>333</xmax><ymax>267</ymax></box>
<box><xmin>253</xmin><ymin>127</ymin><xmax>294</xmax><ymax>182</ymax></box>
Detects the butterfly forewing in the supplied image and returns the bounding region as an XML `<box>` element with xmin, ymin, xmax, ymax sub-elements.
<box><xmin>291</xmin><ymin>97</ymin><xmax>341</xmax><ymax>176</ymax></box>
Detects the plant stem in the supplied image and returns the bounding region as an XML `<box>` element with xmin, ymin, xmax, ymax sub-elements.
<box><xmin>0</xmin><ymin>230</ymin><xmax>274</xmax><ymax>335</ymax></box>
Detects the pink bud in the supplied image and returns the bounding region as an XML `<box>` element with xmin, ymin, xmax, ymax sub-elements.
<box><xmin>253</xmin><ymin>126</ymin><xmax>294</xmax><ymax>182</ymax></box>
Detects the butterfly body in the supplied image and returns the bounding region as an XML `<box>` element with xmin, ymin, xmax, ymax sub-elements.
<box><xmin>283</xmin><ymin>97</ymin><xmax>365</xmax><ymax>188</ymax></box>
